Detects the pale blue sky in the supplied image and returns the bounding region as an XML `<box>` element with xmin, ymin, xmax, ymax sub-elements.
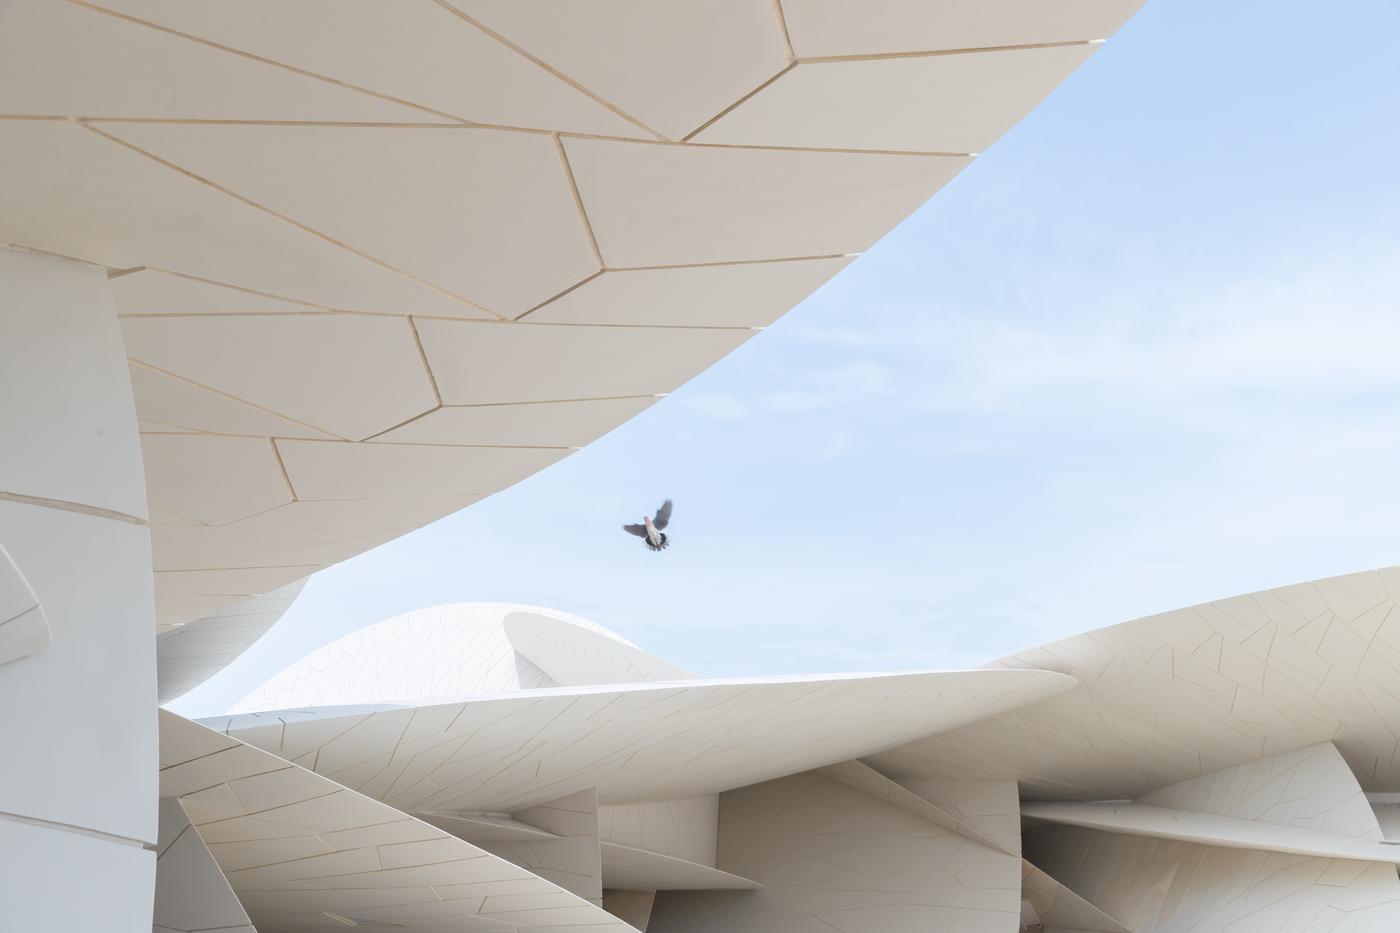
<box><xmin>171</xmin><ymin>0</ymin><xmax>1400</xmax><ymax>716</ymax></box>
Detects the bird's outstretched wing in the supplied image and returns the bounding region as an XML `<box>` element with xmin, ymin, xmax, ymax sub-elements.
<box><xmin>622</xmin><ymin>523</ymin><xmax>647</xmax><ymax>538</ymax></box>
<box><xmin>652</xmin><ymin>499</ymin><xmax>673</xmax><ymax>530</ymax></box>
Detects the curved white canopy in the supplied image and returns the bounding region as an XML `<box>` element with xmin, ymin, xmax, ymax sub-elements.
<box><xmin>206</xmin><ymin>668</ymin><xmax>1075</xmax><ymax>813</ymax></box>
<box><xmin>502</xmin><ymin>610</ymin><xmax>695</xmax><ymax>686</ymax></box>
<box><xmin>870</xmin><ymin>566</ymin><xmax>1400</xmax><ymax>798</ymax></box>
<box><xmin>234</xmin><ymin>603</ymin><xmax>651</xmax><ymax>712</ymax></box>
<box><xmin>0</xmin><ymin>0</ymin><xmax>1142</xmax><ymax>633</ymax></box>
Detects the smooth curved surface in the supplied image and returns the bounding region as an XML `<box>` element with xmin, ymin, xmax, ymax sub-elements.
<box><xmin>206</xmin><ymin>668</ymin><xmax>1076</xmax><ymax>813</ymax></box>
<box><xmin>504</xmin><ymin>610</ymin><xmax>694</xmax><ymax>686</ymax></box>
<box><xmin>157</xmin><ymin>579</ymin><xmax>305</xmax><ymax>704</ymax></box>
<box><xmin>0</xmin><ymin>249</ymin><xmax>157</xmax><ymax>932</ymax></box>
<box><xmin>233</xmin><ymin>602</ymin><xmax>616</xmax><ymax>711</ymax></box>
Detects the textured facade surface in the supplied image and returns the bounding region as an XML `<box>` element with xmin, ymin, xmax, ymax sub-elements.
<box><xmin>157</xmin><ymin>580</ymin><xmax>305</xmax><ymax>702</ymax></box>
<box><xmin>872</xmin><ymin>567</ymin><xmax>1400</xmax><ymax>798</ymax></box>
<box><xmin>209</xmin><ymin>669</ymin><xmax>1074</xmax><ymax>812</ymax></box>
<box><xmin>598</xmin><ymin>797</ymin><xmax>720</xmax><ymax>867</ymax></box>
<box><xmin>481</xmin><ymin>788</ymin><xmax>605</xmax><ymax>905</ymax></box>
<box><xmin>1137</xmin><ymin>741</ymin><xmax>1384</xmax><ymax>839</ymax></box>
<box><xmin>1024</xmin><ymin>824</ymin><xmax>1400</xmax><ymax>932</ymax></box>
<box><xmin>48</xmin><ymin>564</ymin><xmax>1400</xmax><ymax>931</ymax></box>
<box><xmin>153</xmin><ymin>798</ymin><xmax>256</xmax><ymax>933</ymax></box>
<box><xmin>1023</xmin><ymin>741</ymin><xmax>1400</xmax><ymax>866</ymax></box>
<box><xmin>649</xmin><ymin>770</ymin><xmax>1021</xmax><ymax>933</ymax></box>
<box><xmin>171</xmin><ymin>577</ymin><xmax>1400</xmax><ymax>932</ymax></box>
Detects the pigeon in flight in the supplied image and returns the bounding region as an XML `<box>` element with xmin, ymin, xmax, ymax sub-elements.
<box><xmin>623</xmin><ymin>499</ymin><xmax>672</xmax><ymax>552</ymax></box>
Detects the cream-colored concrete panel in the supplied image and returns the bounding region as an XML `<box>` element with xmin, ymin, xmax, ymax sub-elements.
<box><xmin>1020</xmin><ymin>859</ymin><xmax>1131</xmax><ymax>933</ymax></box>
<box><xmin>1024</xmin><ymin>823</ymin><xmax>1400</xmax><ymax>933</ymax></box>
<box><xmin>157</xmin><ymin>580</ymin><xmax>306</xmax><ymax>704</ymax></box>
<box><xmin>1139</xmin><ymin>741</ymin><xmax>1384</xmax><ymax>840</ymax></box>
<box><xmin>695</xmin><ymin>44</ymin><xmax>1097</xmax><ymax>153</ymax></box>
<box><xmin>449</xmin><ymin>0</ymin><xmax>788</xmax><ymax>140</ymax></box>
<box><xmin>141</xmin><ymin>422</ymin><xmax>199</xmax><ymax>436</ymax></box>
<box><xmin>150</xmin><ymin>524</ymin><xmax>398</xmax><ymax>573</ymax></box>
<box><xmin>821</xmin><ymin>759</ymin><xmax>1015</xmax><ymax>855</ymax></box>
<box><xmin>413</xmin><ymin>811</ymin><xmax>561</xmax><ymax>843</ymax></box>
<box><xmin>107</xmin><ymin>124</ymin><xmax>599</xmax><ymax>316</ymax></box>
<box><xmin>603</xmin><ymin>890</ymin><xmax>655</xmax><ymax>931</ymax></box>
<box><xmin>229</xmin><ymin>496</ymin><xmax>481</xmax><ymax>531</ymax></box>
<box><xmin>417</xmin><ymin>318</ymin><xmax>754</xmax><ymax>405</ymax></box>
<box><xmin>159</xmin><ymin>592</ymin><xmax>288</xmax><ymax>630</ymax></box>
<box><xmin>275</xmin><ymin>440</ymin><xmax>569</xmax><ymax>501</ymax></box>
<box><xmin>598</xmin><ymin>798</ymin><xmax>718</xmax><ymax>866</ymax></box>
<box><xmin>781</xmin><ymin>0</ymin><xmax>1145</xmax><ymax>57</ymax></box>
<box><xmin>233</xmin><ymin>603</ymin><xmax>603</xmax><ymax>712</ymax></box>
<box><xmin>483</xmin><ymin>788</ymin><xmax>603</xmax><ymax>903</ymax></box>
<box><xmin>158</xmin><ymin>711</ymin><xmax>636</xmax><ymax>932</ymax></box>
<box><xmin>649</xmin><ymin>769</ymin><xmax>1019</xmax><ymax>932</ymax></box>
<box><xmin>112</xmin><ymin>269</ymin><xmax>317</xmax><ymax>315</ymax></box>
<box><xmin>0</xmin><ymin>0</ymin><xmax>431</xmax><ymax>121</ymax></box>
<box><xmin>602</xmin><ymin>842</ymin><xmax>760</xmax><ymax>892</ymax></box>
<box><xmin>505</xmin><ymin>611</ymin><xmax>695</xmax><ymax>686</ymax></box>
<box><xmin>130</xmin><ymin>364</ymin><xmax>333</xmax><ymax>439</ymax></box>
<box><xmin>121</xmin><ymin>314</ymin><xmax>436</xmax><ymax>441</ymax></box>
<box><xmin>204</xmin><ymin>835</ymin><xmax>333</xmax><ymax>874</ymax></box>
<box><xmin>870</xmin><ymin>566</ymin><xmax>1400</xmax><ymax>798</ymax></box>
<box><xmin>1022</xmin><ymin>801</ymin><xmax>1400</xmax><ymax>865</ymax></box>
<box><xmin>154</xmin><ymin>567</ymin><xmax>315</xmax><ymax>599</ymax></box>
<box><xmin>564</xmin><ymin>138</ymin><xmax>968</xmax><ymax>266</ymax></box>
<box><xmin>0</xmin><ymin>250</ymin><xmax>148</xmax><ymax>518</ymax></box>
<box><xmin>153</xmin><ymin>798</ymin><xmax>255</xmax><ymax>933</ymax></box>
<box><xmin>97</xmin><ymin>0</ymin><xmax>647</xmax><ymax>136</ymax></box>
<box><xmin>899</xmin><ymin>777</ymin><xmax>1024</xmax><ymax>857</ymax></box>
<box><xmin>141</xmin><ymin>434</ymin><xmax>291</xmax><ymax>525</ymax></box>
<box><xmin>527</xmin><ymin>257</ymin><xmax>852</xmax><ymax>327</ymax></box>
<box><xmin>215</xmin><ymin>668</ymin><xmax>1075</xmax><ymax>815</ymax></box>
<box><xmin>0</xmin><ymin>122</ymin><xmax>483</xmax><ymax>318</ymax></box>
<box><xmin>372</xmin><ymin>397</ymin><xmax>658</xmax><ymax>448</ymax></box>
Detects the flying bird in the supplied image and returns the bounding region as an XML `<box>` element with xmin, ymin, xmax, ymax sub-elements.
<box><xmin>623</xmin><ymin>499</ymin><xmax>672</xmax><ymax>551</ymax></box>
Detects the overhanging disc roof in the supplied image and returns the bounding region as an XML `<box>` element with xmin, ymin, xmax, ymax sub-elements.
<box><xmin>0</xmin><ymin>0</ymin><xmax>1145</xmax><ymax>631</ymax></box>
